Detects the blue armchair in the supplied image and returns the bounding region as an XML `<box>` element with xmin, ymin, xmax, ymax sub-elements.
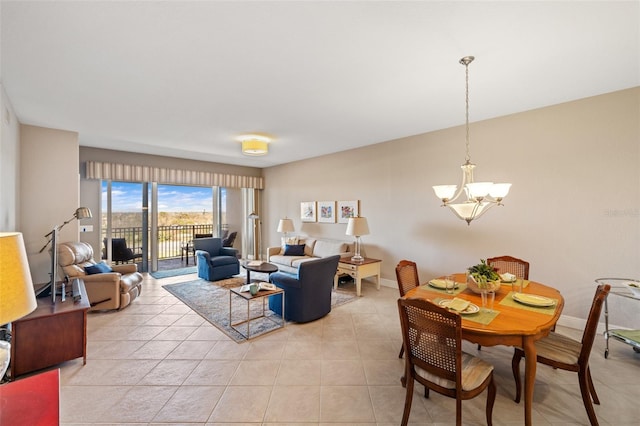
<box><xmin>268</xmin><ymin>255</ymin><xmax>340</xmax><ymax>323</ymax></box>
<box><xmin>194</xmin><ymin>237</ymin><xmax>240</xmax><ymax>281</ymax></box>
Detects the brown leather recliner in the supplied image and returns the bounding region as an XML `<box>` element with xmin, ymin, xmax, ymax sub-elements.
<box><xmin>58</xmin><ymin>241</ymin><xmax>143</xmax><ymax>311</ymax></box>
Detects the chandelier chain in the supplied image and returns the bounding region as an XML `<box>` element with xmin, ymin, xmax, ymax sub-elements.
<box><xmin>464</xmin><ymin>59</ymin><xmax>471</xmax><ymax>163</ymax></box>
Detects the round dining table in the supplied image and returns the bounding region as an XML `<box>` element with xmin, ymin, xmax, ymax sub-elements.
<box><xmin>403</xmin><ymin>272</ymin><xmax>564</xmax><ymax>426</ymax></box>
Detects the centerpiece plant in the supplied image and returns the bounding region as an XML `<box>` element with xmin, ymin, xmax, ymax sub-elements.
<box><xmin>468</xmin><ymin>259</ymin><xmax>500</xmax><ymax>289</ymax></box>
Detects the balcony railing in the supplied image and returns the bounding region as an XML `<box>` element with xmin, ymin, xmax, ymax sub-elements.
<box><xmin>103</xmin><ymin>224</ymin><xmax>217</xmax><ymax>260</ymax></box>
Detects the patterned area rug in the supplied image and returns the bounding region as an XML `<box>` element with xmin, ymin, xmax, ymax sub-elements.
<box><xmin>162</xmin><ymin>276</ymin><xmax>358</xmax><ymax>342</ymax></box>
<box><xmin>150</xmin><ymin>266</ymin><xmax>197</xmax><ymax>279</ymax></box>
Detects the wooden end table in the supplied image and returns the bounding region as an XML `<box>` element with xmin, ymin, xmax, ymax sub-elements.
<box><xmin>335</xmin><ymin>257</ymin><xmax>382</xmax><ymax>297</ymax></box>
<box><xmin>10</xmin><ymin>279</ymin><xmax>89</xmax><ymax>379</ymax></box>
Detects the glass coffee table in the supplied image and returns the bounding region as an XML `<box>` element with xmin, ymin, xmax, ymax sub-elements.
<box><xmin>242</xmin><ymin>261</ymin><xmax>279</xmax><ymax>284</ymax></box>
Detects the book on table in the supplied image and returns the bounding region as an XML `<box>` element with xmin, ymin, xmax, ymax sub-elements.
<box><xmin>239</xmin><ymin>282</ymin><xmax>277</xmax><ymax>293</ymax></box>
<box><xmin>247</xmin><ymin>260</ymin><xmax>263</xmax><ymax>267</ymax></box>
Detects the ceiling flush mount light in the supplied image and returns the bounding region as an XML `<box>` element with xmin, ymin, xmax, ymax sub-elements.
<box><xmin>432</xmin><ymin>56</ymin><xmax>511</xmax><ymax>225</ymax></box>
<box><xmin>240</xmin><ymin>135</ymin><xmax>270</xmax><ymax>156</ymax></box>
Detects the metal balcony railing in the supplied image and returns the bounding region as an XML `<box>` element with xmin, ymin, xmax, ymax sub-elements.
<box><xmin>103</xmin><ymin>224</ymin><xmax>217</xmax><ymax>260</ymax></box>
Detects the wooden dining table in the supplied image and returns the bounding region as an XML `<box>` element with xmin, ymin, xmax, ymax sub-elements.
<box><xmin>404</xmin><ymin>273</ymin><xmax>564</xmax><ymax>426</ymax></box>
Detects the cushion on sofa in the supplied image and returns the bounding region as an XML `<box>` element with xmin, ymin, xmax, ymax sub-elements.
<box><xmin>313</xmin><ymin>240</ymin><xmax>348</xmax><ymax>258</ymax></box>
<box><xmin>284</xmin><ymin>244</ymin><xmax>306</xmax><ymax>256</ymax></box>
<box><xmin>291</xmin><ymin>257</ymin><xmax>319</xmax><ymax>268</ymax></box>
<box><xmin>270</xmin><ymin>254</ymin><xmax>308</xmax><ymax>267</ymax></box>
<box><xmin>85</xmin><ymin>262</ymin><xmax>114</xmax><ymax>275</ymax></box>
<box><xmin>304</xmin><ymin>238</ymin><xmax>316</xmax><ymax>256</ymax></box>
<box><xmin>280</xmin><ymin>236</ymin><xmax>298</xmax><ymax>250</ymax></box>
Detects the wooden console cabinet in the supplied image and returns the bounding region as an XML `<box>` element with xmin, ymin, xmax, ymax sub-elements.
<box><xmin>10</xmin><ymin>279</ymin><xmax>89</xmax><ymax>379</ymax></box>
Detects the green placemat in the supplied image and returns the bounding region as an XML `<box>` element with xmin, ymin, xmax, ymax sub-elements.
<box><xmin>499</xmin><ymin>291</ymin><xmax>558</xmax><ymax>315</ymax></box>
<box><xmin>499</xmin><ymin>279</ymin><xmax>530</xmax><ymax>290</ymax></box>
<box><xmin>433</xmin><ymin>297</ymin><xmax>499</xmax><ymax>325</ymax></box>
<box><xmin>420</xmin><ymin>282</ymin><xmax>468</xmax><ymax>296</ymax></box>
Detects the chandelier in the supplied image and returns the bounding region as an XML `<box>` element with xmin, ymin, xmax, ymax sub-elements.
<box><xmin>432</xmin><ymin>56</ymin><xmax>511</xmax><ymax>225</ymax></box>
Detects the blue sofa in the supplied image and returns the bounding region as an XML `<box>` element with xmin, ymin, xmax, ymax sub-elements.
<box><xmin>268</xmin><ymin>255</ymin><xmax>340</xmax><ymax>323</ymax></box>
<box><xmin>194</xmin><ymin>237</ymin><xmax>239</xmax><ymax>281</ymax></box>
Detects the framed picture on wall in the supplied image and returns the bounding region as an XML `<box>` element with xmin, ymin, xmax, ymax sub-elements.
<box><xmin>317</xmin><ymin>201</ymin><xmax>336</xmax><ymax>223</ymax></box>
<box><xmin>337</xmin><ymin>200</ymin><xmax>359</xmax><ymax>223</ymax></box>
<box><xmin>300</xmin><ymin>201</ymin><xmax>317</xmax><ymax>222</ymax></box>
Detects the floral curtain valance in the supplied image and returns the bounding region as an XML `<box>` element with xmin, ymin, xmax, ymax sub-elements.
<box><xmin>85</xmin><ymin>161</ymin><xmax>264</xmax><ymax>189</ymax></box>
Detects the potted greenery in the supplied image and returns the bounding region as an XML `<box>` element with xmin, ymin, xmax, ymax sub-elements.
<box><xmin>467</xmin><ymin>259</ymin><xmax>501</xmax><ymax>294</ymax></box>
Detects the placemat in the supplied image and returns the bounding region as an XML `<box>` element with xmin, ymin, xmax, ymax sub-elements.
<box><xmin>420</xmin><ymin>282</ymin><xmax>468</xmax><ymax>296</ymax></box>
<box><xmin>433</xmin><ymin>297</ymin><xmax>499</xmax><ymax>325</ymax></box>
<box><xmin>499</xmin><ymin>279</ymin><xmax>530</xmax><ymax>290</ymax></box>
<box><xmin>499</xmin><ymin>291</ymin><xmax>558</xmax><ymax>315</ymax></box>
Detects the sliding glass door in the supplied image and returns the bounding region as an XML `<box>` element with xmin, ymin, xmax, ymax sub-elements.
<box><xmin>102</xmin><ymin>181</ymin><xmax>227</xmax><ymax>272</ymax></box>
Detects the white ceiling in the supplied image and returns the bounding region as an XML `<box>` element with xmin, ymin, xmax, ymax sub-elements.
<box><xmin>2</xmin><ymin>1</ymin><xmax>638</xmax><ymax>168</ymax></box>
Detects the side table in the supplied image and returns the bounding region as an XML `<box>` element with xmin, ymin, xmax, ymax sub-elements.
<box><xmin>10</xmin><ymin>279</ymin><xmax>89</xmax><ymax>379</ymax></box>
<box><xmin>335</xmin><ymin>257</ymin><xmax>382</xmax><ymax>297</ymax></box>
<box><xmin>229</xmin><ymin>286</ymin><xmax>285</xmax><ymax>339</ymax></box>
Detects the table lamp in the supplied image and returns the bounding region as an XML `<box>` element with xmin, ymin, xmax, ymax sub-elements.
<box><xmin>345</xmin><ymin>216</ymin><xmax>370</xmax><ymax>263</ymax></box>
<box><xmin>277</xmin><ymin>218</ymin><xmax>294</xmax><ymax>239</ymax></box>
<box><xmin>0</xmin><ymin>232</ymin><xmax>38</xmax><ymax>380</ymax></box>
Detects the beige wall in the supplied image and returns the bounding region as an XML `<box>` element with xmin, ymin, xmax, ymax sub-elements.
<box><xmin>20</xmin><ymin>124</ymin><xmax>80</xmax><ymax>284</ymax></box>
<box><xmin>264</xmin><ymin>87</ymin><xmax>640</xmax><ymax>328</ymax></box>
<box><xmin>0</xmin><ymin>84</ymin><xmax>20</xmax><ymax>230</ymax></box>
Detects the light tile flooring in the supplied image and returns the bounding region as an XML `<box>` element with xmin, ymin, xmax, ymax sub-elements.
<box><xmin>57</xmin><ymin>273</ymin><xmax>640</xmax><ymax>425</ymax></box>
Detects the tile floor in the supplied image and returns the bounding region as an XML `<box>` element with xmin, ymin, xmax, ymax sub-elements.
<box><xmin>57</xmin><ymin>273</ymin><xmax>640</xmax><ymax>425</ymax></box>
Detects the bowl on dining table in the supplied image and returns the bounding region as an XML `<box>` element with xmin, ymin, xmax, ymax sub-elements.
<box><xmin>466</xmin><ymin>275</ymin><xmax>500</xmax><ymax>294</ymax></box>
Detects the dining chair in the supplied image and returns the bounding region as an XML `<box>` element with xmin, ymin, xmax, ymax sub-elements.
<box><xmin>511</xmin><ymin>284</ymin><xmax>610</xmax><ymax>426</ymax></box>
<box><xmin>397</xmin><ymin>297</ymin><xmax>496</xmax><ymax>426</ymax></box>
<box><xmin>487</xmin><ymin>255</ymin><xmax>530</xmax><ymax>280</ymax></box>
<box><xmin>395</xmin><ymin>260</ymin><xmax>420</xmax><ymax>358</ymax></box>
<box><xmin>480</xmin><ymin>255</ymin><xmax>530</xmax><ymax>350</ymax></box>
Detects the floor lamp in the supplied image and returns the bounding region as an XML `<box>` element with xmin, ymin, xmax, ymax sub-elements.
<box><xmin>0</xmin><ymin>232</ymin><xmax>38</xmax><ymax>381</ymax></box>
<box><xmin>38</xmin><ymin>207</ymin><xmax>92</xmax><ymax>302</ymax></box>
<box><xmin>248</xmin><ymin>212</ymin><xmax>261</xmax><ymax>260</ymax></box>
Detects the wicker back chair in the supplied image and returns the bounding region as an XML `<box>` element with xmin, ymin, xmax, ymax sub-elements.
<box><xmin>395</xmin><ymin>260</ymin><xmax>420</xmax><ymax>358</ymax></box>
<box><xmin>396</xmin><ymin>260</ymin><xmax>420</xmax><ymax>297</ymax></box>
<box><xmin>511</xmin><ymin>284</ymin><xmax>610</xmax><ymax>426</ymax></box>
<box><xmin>487</xmin><ymin>255</ymin><xmax>530</xmax><ymax>279</ymax></box>
<box><xmin>397</xmin><ymin>298</ymin><xmax>496</xmax><ymax>426</ymax></box>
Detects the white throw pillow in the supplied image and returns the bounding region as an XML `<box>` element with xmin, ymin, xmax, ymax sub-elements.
<box><xmin>280</xmin><ymin>236</ymin><xmax>299</xmax><ymax>254</ymax></box>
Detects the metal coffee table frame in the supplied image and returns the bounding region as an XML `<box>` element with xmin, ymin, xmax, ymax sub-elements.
<box><xmin>229</xmin><ymin>286</ymin><xmax>285</xmax><ymax>339</ymax></box>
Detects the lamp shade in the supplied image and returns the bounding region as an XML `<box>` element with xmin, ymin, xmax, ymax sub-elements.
<box><xmin>75</xmin><ymin>207</ymin><xmax>92</xmax><ymax>219</ymax></box>
<box><xmin>242</xmin><ymin>139</ymin><xmax>268</xmax><ymax>156</ymax></box>
<box><xmin>277</xmin><ymin>218</ymin><xmax>294</xmax><ymax>233</ymax></box>
<box><xmin>0</xmin><ymin>232</ymin><xmax>37</xmax><ymax>325</ymax></box>
<box><xmin>345</xmin><ymin>217</ymin><xmax>370</xmax><ymax>237</ymax></box>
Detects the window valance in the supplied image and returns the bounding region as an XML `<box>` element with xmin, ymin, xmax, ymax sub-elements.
<box><xmin>85</xmin><ymin>161</ymin><xmax>264</xmax><ymax>189</ymax></box>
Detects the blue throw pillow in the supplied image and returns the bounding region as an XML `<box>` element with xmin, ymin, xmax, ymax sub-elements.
<box><xmin>283</xmin><ymin>244</ymin><xmax>305</xmax><ymax>256</ymax></box>
<box><xmin>85</xmin><ymin>262</ymin><xmax>113</xmax><ymax>275</ymax></box>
